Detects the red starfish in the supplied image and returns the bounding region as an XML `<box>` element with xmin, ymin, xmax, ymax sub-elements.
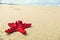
<box><xmin>5</xmin><ymin>20</ymin><xmax>31</xmax><ymax>35</ymax></box>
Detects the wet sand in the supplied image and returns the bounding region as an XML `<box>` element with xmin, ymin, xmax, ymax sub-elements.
<box><xmin>0</xmin><ymin>4</ymin><xmax>60</xmax><ymax>40</ymax></box>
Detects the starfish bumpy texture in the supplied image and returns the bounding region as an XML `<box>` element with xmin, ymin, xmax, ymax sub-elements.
<box><xmin>5</xmin><ymin>20</ymin><xmax>31</xmax><ymax>35</ymax></box>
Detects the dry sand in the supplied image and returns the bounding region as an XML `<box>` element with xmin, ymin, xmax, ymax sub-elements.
<box><xmin>0</xmin><ymin>4</ymin><xmax>60</xmax><ymax>40</ymax></box>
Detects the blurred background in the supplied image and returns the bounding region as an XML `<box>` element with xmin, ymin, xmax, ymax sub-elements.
<box><xmin>0</xmin><ymin>0</ymin><xmax>60</xmax><ymax>5</ymax></box>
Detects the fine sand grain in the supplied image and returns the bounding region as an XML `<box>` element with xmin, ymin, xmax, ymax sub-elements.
<box><xmin>0</xmin><ymin>4</ymin><xmax>60</xmax><ymax>40</ymax></box>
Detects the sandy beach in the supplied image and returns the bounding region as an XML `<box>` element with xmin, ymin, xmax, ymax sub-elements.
<box><xmin>0</xmin><ymin>4</ymin><xmax>60</xmax><ymax>40</ymax></box>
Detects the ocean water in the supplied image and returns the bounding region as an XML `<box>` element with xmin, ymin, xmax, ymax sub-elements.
<box><xmin>0</xmin><ymin>0</ymin><xmax>60</xmax><ymax>5</ymax></box>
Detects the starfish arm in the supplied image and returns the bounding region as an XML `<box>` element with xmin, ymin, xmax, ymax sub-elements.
<box><xmin>23</xmin><ymin>23</ymin><xmax>31</xmax><ymax>29</ymax></box>
<box><xmin>5</xmin><ymin>28</ymin><xmax>15</xmax><ymax>33</ymax></box>
<box><xmin>18</xmin><ymin>20</ymin><xmax>22</xmax><ymax>24</ymax></box>
<box><xmin>17</xmin><ymin>27</ymin><xmax>26</xmax><ymax>34</ymax></box>
<box><xmin>8</xmin><ymin>23</ymin><xmax>17</xmax><ymax>27</ymax></box>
